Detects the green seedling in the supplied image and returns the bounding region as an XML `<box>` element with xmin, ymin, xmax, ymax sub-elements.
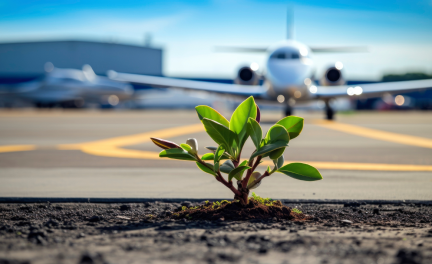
<box><xmin>151</xmin><ymin>96</ymin><xmax>323</xmax><ymax>206</ymax></box>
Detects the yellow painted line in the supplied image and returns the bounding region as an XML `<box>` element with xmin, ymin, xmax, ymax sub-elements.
<box><xmin>260</xmin><ymin>160</ymin><xmax>432</xmax><ymax>172</ymax></box>
<box><xmin>315</xmin><ymin>120</ymin><xmax>432</xmax><ymax>149</ymax></box>
<box><xmin>0</xmin><ymin>145</ymin><xmax>36</xmax><ymax>153</ymax></box>
<box><xmin>54</xmin><ymin>121</ymin><xmax>432</xmax><ymax>172</ymax></box>
<box><xmin>57</xmin><ymin>123</ymin><xmax>205</xmax><ymax>159</ymax></box>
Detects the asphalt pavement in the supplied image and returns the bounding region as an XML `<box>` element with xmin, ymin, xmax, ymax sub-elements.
<box><xmin>0</xmin><ymin>109</ymin><xmax>431</xmax><ymax>201</ymax></box>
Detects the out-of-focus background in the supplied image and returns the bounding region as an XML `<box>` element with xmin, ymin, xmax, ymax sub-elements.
<box><xmin>1</xmin><ymin>0</ymin><xmax>432</xmax><ymax>201</ymax></box>
<box><xmin>1</xmin><ymin>0</ymin><xmax>432</xmax><ymax>110</ymax></box>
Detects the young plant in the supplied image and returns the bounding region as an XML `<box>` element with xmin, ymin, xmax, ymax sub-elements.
<box><xmin>151</xmin><ymin>96</ymin><xmax>322</xmax><ymax>206</ymax></box>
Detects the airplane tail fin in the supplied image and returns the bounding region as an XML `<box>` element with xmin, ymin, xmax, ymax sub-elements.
<box><xmin>82</xmin><ymin>64</ymin><xmax>96</xmax><ymax>81</ymax></box>
<box><xmin>286</xmin><ymin>5</ymin><xmax>295</xmax><ymax>40</ymax></box>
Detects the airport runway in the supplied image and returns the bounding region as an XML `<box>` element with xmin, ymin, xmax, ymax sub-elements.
<box><xmin>0</xmin><ymin>109</ymin><xmax>431</xmax><ymax>201</ymax></box>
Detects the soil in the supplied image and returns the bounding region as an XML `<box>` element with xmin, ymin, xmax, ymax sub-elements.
<box><xmin>0</xmin><ymin>200</ymin><xmax>431</xmax><ymax>264</ymax></box>
<box><xmin>173</xmin><ymin>199</ymin><xmax>310</xmax><ymax>221</ymax></box>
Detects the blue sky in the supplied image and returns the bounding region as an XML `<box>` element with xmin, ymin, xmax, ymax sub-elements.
<box><xmin>1</xmin><ymin>0</ymin><xmax>431</xmax><ymax>79</ymax></box>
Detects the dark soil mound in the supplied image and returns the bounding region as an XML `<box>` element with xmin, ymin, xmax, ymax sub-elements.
<box><xmin>172</xmin><ymin>199</ymin><xmax>309</xmax><ymax>221</ymax></box>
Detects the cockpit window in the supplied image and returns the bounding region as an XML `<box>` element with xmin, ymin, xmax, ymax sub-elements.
<box><xmin>271</xmin><ymin>53</ymin><xmax>285</xmax><ymax>59</ymax></box>
<box><xmin>270</xmin><ymin>51</ymin><xmax>301</xmax><ymax>60</ymax></box>
<box><xmin>291</xmin><ymin>52</ymin><xmax>299</xmax><ymax>59</ymax></box>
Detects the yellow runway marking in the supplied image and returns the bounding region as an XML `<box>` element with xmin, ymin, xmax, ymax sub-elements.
<box><xmin>260</xmin><ymin>160</ymin><xmax>432</xmax><ymax>172</ymax></box>
<box><xmin>58</xmin><ymin>123</ymin><xmax>205</xmax><ymax>159</ymax></box>
<box><xmin>0</xmin><ymin>145</ymin><xmax>36</xmax><ymax>153</ymax></box>
<box><xmin>315</xmin><ymin>120</ymin><xmax>432</xmax><ymax>149</ymax></box>
<box><xmin>56</xmin><ymin>122</ymin><xmax>432</xmax><ymax>172</ymax></box>
<box><xmin>2</xmin><ymin>121</ymin><xmax>431</xmax><ymax>171</ymax></box>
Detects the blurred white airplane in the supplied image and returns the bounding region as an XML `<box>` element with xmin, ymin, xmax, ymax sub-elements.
<box><xmin>108</xmin><ymin>39</ymin><xmax>432</xmax><ymax>119</ymax></box>
<box><xmin>0</xmin><ymin>62</ymin><xmax>133</xmax><ymax>108</ymax></box>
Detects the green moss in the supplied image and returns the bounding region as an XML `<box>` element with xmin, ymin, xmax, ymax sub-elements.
<box><xmin>292</xmin><ymin>208</ymin><xmax>302</xmax><ymax>214</ymax></box>
<box><xmin>251</xmin><ymin>192</ymin><xmax>275</xmax><ymax>206</ymax></box>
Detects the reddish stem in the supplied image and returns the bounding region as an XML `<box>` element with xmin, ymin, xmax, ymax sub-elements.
<box><xmin>242</xmin><ymin>156</ymin><xmax>262</xmax><ymax>188</ymax></box>
<box><xmin>216</xmin><ymin>171</ymin><xmax>241</xmax><ymax>196</ymax></box>
<box><xmin>248</xmin><ymin>170</ymin><xmax>270</xmax><ymax>187</ymax></box>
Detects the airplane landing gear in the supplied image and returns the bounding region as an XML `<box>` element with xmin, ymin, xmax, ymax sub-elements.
<box><xmin>325</xmin><ymin>99</ymin><xmax>335</xmax><ymax>120</ymax></box>
<box><xmin>285</xmin><ymin>105</ymin><xmax>293</xmax><ymax>116</ymax></box>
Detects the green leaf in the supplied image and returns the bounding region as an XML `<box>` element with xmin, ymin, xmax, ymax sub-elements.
<box><xmin>196</xmin><ymin>162</ymin><xmax>216</xmax><ymax>176</ymax></box>
<box><xmin>251</xmin><ymin>141</ymin><xmax>288</xmax><ymax>159</ymax></box>
<box><xmin>201</xmin><ymin>153</ymin><xmax>215</xmax><ymax>160</ymax></box>
<box><xmin>220</xmin><ymin>160</ymin><xmax>235</xmax><ymax>174</ymax></box>
<box><xmin>196</xmin><ymin>105</ymin><xmax>230</xmax><ymax>127</ymax></box>
<box><xmin>266</xmin><ymin>166</ymin><xmax>271</xmax><ymax>173</ymax></box>
<box><xmin>159</xmin><ymin>148</ymin><xmax>196</xmax><ymax>161</ymax></box>
<box><xmin>268</xmin><ymin>148</ymin><xmax>284</xmax><ymax>160</ymax></box>
<box><xmin>229</xmin><ymin>96</ymin><xmax>257</xmax><ymax>154</ymax></box>
<box><xmin>228</xmin><ymin>165</ymin><xmax>251</xmax><ymax>182</ymax></box>
<box><xmin>214</xmin><ymin>146</ymin><xmax>225</xmax><ymax>163</ymax></box>
<box><xmin>274</xmin><ymin>155</ymin><xmax>284</xmax><ymax>169</ymax></box>
<box><xmin>214</xmin><ymin>161</ymin><xmax>220</xmax><ymax>172</ymax></box>
<box><xmin>180</xmin><ymin>143</ymin><xmax>192</xmax><ymax>152</ymax></box>
<box><xmin>206</xmin><ymin>146</ymin><xmax>217</xmax><ymax>153</ymax></box>
<box><xmin>206</xmin><ymin>146</ymin><xmax>231</xmax><ymax>159</ymax></box>
<box><xmin>276</xmin><ymin>116</ymin><xmax>304</xmax><ymax>140</ymax></box>
<box><xmin>265</xmin><ymin>124</ymin><xmax>290</xmax><ymax>144</ymax></box>
<box><xmin>264</xmin><ymin>125</ymin><xmax>290</xmax><ymax>160</ymax></box>
<box><xmin>247</xmin><ymin>117</ymin><xmax>262</xmax><ymax>150</ymax></box>
<box><xmin>202</xmin><ymin>118</ymin><xmax>238</xmax><ymax>156</ymax></box>
<box><xmin>239</xmin><ymin>160</ymin><xmax>248</xmax><ymax>167</ymax></box>
<box><xmin>277</xmin><ymin>163</ymin><xmax>323</xmax><ymax>181</ymax></box>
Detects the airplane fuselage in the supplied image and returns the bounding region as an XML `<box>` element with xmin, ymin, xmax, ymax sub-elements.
<box><xmin>263</xmin><ymin>40</ymin><xmax>317</xmax><ymax>103</ymax></box>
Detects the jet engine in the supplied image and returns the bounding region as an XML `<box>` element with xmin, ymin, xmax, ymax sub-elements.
<box><xmin>320</xmin><ymin>66</ymin><xmax>345</xmax><ymax>86</ymax></box>
<box><xmin>234</xmin><ymin>66</ymin><xmax>259</xmax><ymax>85</ymax></box>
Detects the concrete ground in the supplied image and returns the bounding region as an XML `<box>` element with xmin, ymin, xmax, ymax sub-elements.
<box><xmin>0</xmin><ymin>109</ymin><xmax>431</xmax><ymax>201</ymax></box>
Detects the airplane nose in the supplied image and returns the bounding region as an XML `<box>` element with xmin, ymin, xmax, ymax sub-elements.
<box><xmin>267</xmin><ymin>63</ymin><xmax>311</xmax><ymax>90</ymax></box>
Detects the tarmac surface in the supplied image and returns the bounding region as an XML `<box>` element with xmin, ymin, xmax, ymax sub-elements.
<box><xmin>0</xmin><ymin>109</ymin><xmax>431</xmax><ymax>201</ymax></box>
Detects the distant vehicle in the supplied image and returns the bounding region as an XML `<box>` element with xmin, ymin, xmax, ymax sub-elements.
<box><xmin>0</xmin><ymin>63</ymin><xmax>133</xmax><ymax>108</ymax></box>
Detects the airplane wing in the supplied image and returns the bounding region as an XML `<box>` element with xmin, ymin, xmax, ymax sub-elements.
<box><xmin>313</xmin><ymin>79</ymin><xmax>432</xmax><ymax>99</ymax></box>
<box><xmin>107</xmin><ymin>71</ymin><xmax>268</xmax><ymax>97</ymax></box>
<box><xmin>214</xmin><ymin>46</ymin><xmax>368</xmax><ymax>53</ymax></box>
<box><xmin>214</xmin><ymin>46</ymin><xmax>268</xmax><ymax>53</ymax></box>
<box><xmin>309</xmin><ymin>46</ymin><xmax>368</xmax><ymax>53</ymax></box>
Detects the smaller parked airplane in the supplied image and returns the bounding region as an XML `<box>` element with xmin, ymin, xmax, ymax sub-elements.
<box><xmin>0</xmin><ymin>62</ymin><xmax>133</xmax><ymax>108</ymax></box>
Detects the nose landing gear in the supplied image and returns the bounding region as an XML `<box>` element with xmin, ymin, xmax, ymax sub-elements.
<box><xmin>325</xmin><ymin>99</ymin><xmax>335</xmax><ymax>120</ymax></box>
<box><xmin>285</xmin><ymin>105</ymin><xmax>293</xmax><ymax>116</ymax></box>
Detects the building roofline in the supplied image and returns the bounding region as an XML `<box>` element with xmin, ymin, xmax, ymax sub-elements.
<box><xmin>0</xmin><ymin>39</ymin><xmax>162</xmax><ymax>51</ymax></box>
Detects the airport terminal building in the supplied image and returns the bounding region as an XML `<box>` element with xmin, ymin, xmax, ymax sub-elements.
<box><xmin>0</xmin><ymin>40</ymin><xmax>162</xmax><ymax>83</ymax></box>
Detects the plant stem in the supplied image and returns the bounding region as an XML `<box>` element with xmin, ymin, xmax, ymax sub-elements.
<box><xmin>242</xmin><ymin>156</ymin><xmax>262</xmax><ymax>188</ymax></box>
<box><xmin>216</xmin><ymin>171</ymin><xmax>241</xmax><ymax>196</ymax></box>
<box><xmin>232</xmin><ymin>149</ymin><xmax>242</xmax><ymax>168</ymax></box>
<box><xmin>248</xmin><ymin>170</ymin><xmax>270</xmax><ymax>187</ymax></box>
<box><xmin>196</xmin><ymin>154</ymin><xmax>243</xmax><ymax>201</ymax></box>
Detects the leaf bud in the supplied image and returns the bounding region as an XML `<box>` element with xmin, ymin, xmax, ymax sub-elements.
<box><xmin>186</xmin><ymin>138</ymin><xmax>198</xmax><ymax>155</ymax></box>
<box><xmin>150</xmin><ymin>137</ymin><xmax>181</xmax><ymax>150</ymax></box>
<box><xmin>247</xmin><ymin>172</ymin><xmax>262</xmax><ymax>190</ymax></box>
<box><xmin>256</xmin><ymin>104</ymin><xmax>261</xmax><ymax>123</ymax></box>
